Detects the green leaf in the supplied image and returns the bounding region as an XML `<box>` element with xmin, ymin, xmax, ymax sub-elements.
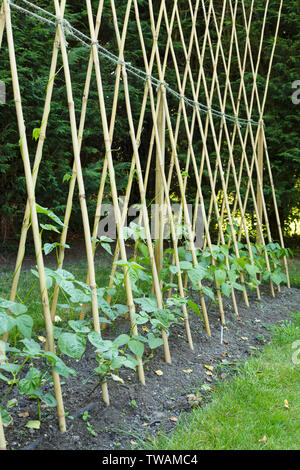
<box><xmin>215</xmin><ymin>268</ymin><xmax>227</xmax><ymax>286</ymax></box>
<box><xmin>123</xmin><ymin>356</ymin><xmax>139</xmax><ymax>370</ymax></box>
<box><xmin>44</xmin><ymin>352</ymin><xmax>76</xmax><ymax>378</ymax></box>
<box><xmin>44</xmin><ymin>243</ymin><xmax>56</xmax><ymax>255</ymax></box>
<box><xmin>6</xmin><ymin>398</ymin><xmax>18</xmax><ymax>409</ymax></box>
<box><xmin>232</xmin><ymin>281</ymin><xmax>245</xmax><ymax>292</ymax></box>
<box><xmin>0</xmin><ymin>298</ymin><xmax>27</xmax><ymax>316</ymax></box>
<box><xmin>32</xmin><ymin>127</ymin><xmax>41</xmax><ymax>141</ymax></box>
<box><xmin>25</xmin><ymin>420</ymin><xmax>40</xmax><ymax>430</ymax></box>
<box><xmin>110</xmin><ymin>357</ymin><xmax>124</xmax><ymax>370</ymax></box>
<box><xmin>40</xmin><ymin>223</ymin><xmax>61</xmax><ymax>234</ymax></box>
<box><xmin>147</xmin><ymin>333</ymin><xmax>164</xmax><ymax>349</ymax></box>
<box><xmin>15</xmin><ymin>314</ymin><xmax>33</xmax><ymax>339</ymax></box>
<box><xmin>138</xmin><ymin>242</ymin><xmax>149</xmax><ymax>258</ymax></box>
<box><xmin>68</xmin><ymin>320</ymin><xmax>91</xmax><ymax>334</ymax></box>
<box><xmin>31</xmin><ymin>268</ymin><xmax>53</xmax><ymax>289</ymax></box>
<box><xmin>177</xmin><ymin>247</ymin><xmax>187</xmax><ymax>260</ymax></box>
<box><xmin>113</xmin><ymin>304</ymin><xmax>129</xmax><ymax>316</ymax></box>
<box><xmin>202</xmin><ymin>286</ymin><xmax>215</xmax><ymax>301</ymax></box>
<box><xmin>271</xmin><ymin>271</ymin><xmax>286</xmax><ymax>285</ymax></box>
<box><xmin>36</xmin><ymin>204</ymin><xmax>65</xmax><ymax>227</ymax></box>
<box><xmin>169</xmin><ymin>265</ymin><xmax>179</xmax><ymax>275</ymax></box>
<box><xmin>0</xmin><ymin>407</ymin><xmax>12</xmax><ymax>426</ymax></box>
<box><xmin>113</xmin><ymin>334</ymin><xmax>130</xmax><ymax>348</ymax></box>
<box><xmin>58</xmin><ymin>333</ymin><xmax>86</xmax><ymax>359</ymax></box>
<box><xmin>187</xmin><ymin>299</ymin><xmax>202</xmax><ymax>318</ymax></box>
<box><xmin>228</xmin><ymin>268</ymin><xmax>237</xmax><ymax>283</ymax></box>
<box><xmin>0</xmin><ymin>363</ymin><xmax>20</xmax><ymax>375</ymax></box>
<box><xmin>132</xmin><ymin>312</ymin><xmax>149</xmax><ymax>325</ymax></box>
<box><xmin>234</xmin><ymin>257</ymin><xmax>247</xmax><ymax>269</ymax></box>
<box><xmin>88</xmin><ymin>332</ymin><xmax>113</xmax><ymax>352</ymax></box>
<box><xmin>135</xmin><ymin>296</ymin><xmax>158</xmax><ymax>313</ymax></box>
<box><xmin>101</xmin><ymin>242</ymin><xmax>113</xmax><ymax>255</ymax></box>
<box><xmin>44</xmin><ymin>242</ymin><xmax>70</xmax><ymax>255</ymax></box>
<box><xmin>0</xmin><ymin>313</ymin><xmax>16</xmax><ymax>335</ymax></box>
<box><xmin>63</xmin><ymin>173</ymin><xmax>72</xmax><ymax>183</ymax></box>
<box><xmin>128</xmin><ymin>339</ymin><xmax>144</xmax><ymax>358</ymax></box>
<box><xmin>41</xmin><ymin>392</ymin><xmax>57</xmax><ymax>407</ymax></box>
<box><xmin>0</xmin><ymin>372</ymin><xmax>10</xmax><ymax>382</ymax></box>
<box><xmin>221</xmin><ymin>282</ymin><xmax>232</xmax><ymax>297</ymax></box>
<box><xmin>19</xmin><ymin>338</ymin><xmax>41</xmax><ymax>355</ymax></box>
<box><xmin>179</xmin><ymin>261</ymin><xmax>193</xmax><ymax>271</ymax></box>
<box><xmin>18</xmin><ymin>378</ymin><xmax>37</xmax><ymax>395</ymax></box>
<box><xmin>188</xmin><ymin>265</ymin><xmax>207</xmax><ymax>286</ymax></box>
<box><xmin>245</xmin><ymin>264</ymin><xmax>260</xmax><ymax>277</ymax></box>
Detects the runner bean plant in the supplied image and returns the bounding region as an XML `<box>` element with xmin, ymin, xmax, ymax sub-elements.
<box><xmin>0</xmin><ymin>209</ymin><xmax>291</xmax><ymax>428</ymax></box>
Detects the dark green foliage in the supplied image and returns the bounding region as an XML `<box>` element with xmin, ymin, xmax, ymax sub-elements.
<box><xmin>0</xmin><ymin>0</ymin><xmax>299</xmax><ymax>250</ymax></box>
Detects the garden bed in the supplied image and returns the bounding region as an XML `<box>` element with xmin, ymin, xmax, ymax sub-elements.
<box><xmin>1</xmin><ymin>284</ymin><xmax>299</xmax><ymax>451</ymax></box>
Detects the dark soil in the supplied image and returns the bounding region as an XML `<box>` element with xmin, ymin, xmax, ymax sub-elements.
<box><xmin>1</xmin><ymin>280</ymin><xmax>300</xmax><ymax>451</ymax></box>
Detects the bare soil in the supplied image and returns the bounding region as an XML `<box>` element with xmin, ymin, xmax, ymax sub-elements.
<box><xmin>1</xmin><ymin>277</ymin><xmax>300</xmax><ymax>451</ymax></box>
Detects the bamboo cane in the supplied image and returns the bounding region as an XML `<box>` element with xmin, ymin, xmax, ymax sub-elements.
<box><xmin>180</xmin><ymin>0</ymin><xmax>248</xmax><ymax>310</ymax></box>
<box><xmin>3</xmin><ymin>0</ymin><xmax>66</xmax><ymax>432</ymax></box>
<box><xmin>160</xmin><ymin>0</ymin><xmax>228</xmax><ymax>324</ymax></box>
<box><xmin>5</xmin><ymin>1</ymin><xmax>67</xmax><ymax>344</ymax></box>
<box><xmin>251</xmin><ymin>0</ymin><xmax>289</xmax><ymax>286</ymax></box>
<box><xmin>0</xmin><ymin>2</ymin><xmax>5</xmax><ymax>50</ymax></box>
<box><xmin>212</xmin><ymin>0</ymin><xmax>254</xmax><ymax>250</ymax></box>
<box><xmin>132</xmin><ymin>0</ymin><xmax>174</xmax><ymax>271</ymax></box>
<box><xmin>212</xmin><ymin>1</ymin><xmax>274</xmax><ymax>298</ymax></box>
<box><xmin>262</xmin><ymin>127</ymin><xmax>290</xmax><ymax>287</ymax></box>
<box><xmin>154</xmin><ymin>89</ymin><xmax>165</xmax><ymax>282</ymax></box>
<box><xmin>87</xmin><ymin>0</ymin><xmax>144</xmax><ymax>292</ymax></box>
<box><xmin>227</xmin><ymin>0</ymin><xmax>283</xmax><ymax>294</ymax></box>
<box><xmin>105</xmin><ymin>0</ymin><xmax>166</xmax><ymax>306</ymax></box>
<box><xmin>53</xmin><ymin>0</ymin><xmax>110</xmax><ymax>405</ymax></box>
<box><xmin>80</xmin><ymin>1</ymin><xmax>145</xmax><ymax>317</ymax></box>
<box><xmin>195</xmin><ymin>0</ymin><xmax>266</xmax><ymax>304</ymax></box>
<box><xmin>204</xmin><ymin>0</ymin><xmax>267</xmax><ymax>299</ymax></box>
<box><xmin>204</xmin><ymin>0</ymin><xmax>241</xmax><ymax>248</ymax></box>
<box><xmin>174</xmin><ymin>0</ymin><xmax>231</xmax><ymax>316</ymax></box>
<box><xmin>157</xmin><ymin>0</ymin><xmax>227</xmax><ymax>326</ymax></box>
<box><xmin>0</xmin><ymin>411</ymin><xmax>6</xmax><ymax>450</ymax></box>
<box><xmin>163</xmin><ymin>0</ymin><xmax>200</xmax><ymax>300</ymax></box>
<box><xmin>107</xmin><ymin>0</ymin><xmax>174</xmax><ymax>359</ymax></box>
<box><xmin>85</xmin><ymin>0</ymin><xmax>149</xmax><ymax>376</ymax></box>
<box><xmin>143</xmin><ymin>0</ymin><xmax>211</xmax><ymax>335</ymax></box>
<box><xmin>169</xmin><ymin>0</ymin><xmax>239</xmax><ymax>317</ymax></box>
<box><xmin>212</xmin><ymin>1</ymin><xmax>259</xmax><ymax>254</ymax></box>
<box><xmin>50</xmin><ymin>0</ymin><xmax>104</xmax><ymax>322</ymax></box>
<box><xmin>226</xmin><ymin>0</ymin><xmax>281</xmax><ymax>296</ymax></box>
<box><xmin>132</xmin><ymin>0</ymin><xmax>200</xmax><ymax>340</ymax></box>
<box><xmin>146</xmin><ymin>0</ymin><xmax>202</xmax><ymax>338</ymax></box>
<box><xmin>106</xmin><ymin>0</ymin><xmax>195</xmax><ymax>346</ymax></box>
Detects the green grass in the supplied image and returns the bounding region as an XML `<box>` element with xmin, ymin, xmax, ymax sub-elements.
<box><xmin>149</xmin><ymin>313</ymin><xmax>300</xmax><ymax>450</ymax></box>
<box><xmin>288</xmin><ymin>255</ymin><xmax>300</xmax><ymax>288</ymax></box>
<box><xmin>0</xmin><ymin>257</ymin><xmax>116</xmax><ymax>334</ymax></box>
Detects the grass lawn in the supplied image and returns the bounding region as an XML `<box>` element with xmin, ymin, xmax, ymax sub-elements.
<box><xmin>149</xmin><ymin>312</ymin><xmax>300</xmax><ymax>450</ymax></box>
<box><xmin>0</xmin><ymin>257</ymin><xmax>116</xmax><ymax>334</ymax></box>
<box><xmin>288</xmin><ymin>255</ymin><xmax>300</xmax><ymax>288</ymax></box>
